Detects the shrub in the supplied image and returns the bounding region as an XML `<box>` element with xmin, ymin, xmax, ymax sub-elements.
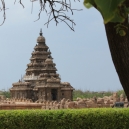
<box><xmin>0</xmin><ymin>109</ymin><xmax>129</xmax><ymax>129</ymax></box>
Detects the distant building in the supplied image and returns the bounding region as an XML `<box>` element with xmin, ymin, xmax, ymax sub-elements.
<box><xmin>10</xmin><ymin>30</ymin><xmax>74</xmax><ymax>102</ymax></box>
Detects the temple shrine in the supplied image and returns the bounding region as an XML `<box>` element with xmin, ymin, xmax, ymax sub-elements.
<box><xmin>10</xmin><ymin>30</ymin><xmax>74</xmax><ymax>102</ymax></box>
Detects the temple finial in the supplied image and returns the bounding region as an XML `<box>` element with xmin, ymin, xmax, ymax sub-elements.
<box><xmin>39</xmin><ymin>28</ymin><xmax>42</xmax><ymax>36</ymax></box>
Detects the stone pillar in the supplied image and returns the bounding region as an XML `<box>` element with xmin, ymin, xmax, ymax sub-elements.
<box><xmin>20</xmin><ymin>91</ymin><xmax>22</xmax><ymax>98</ymax></box>
<box><xmin>22</xmin><ymin>91</ymin><xmax>24</xmax><ymax>98</ymax></box>
<box><xmin>47</xmin><ymin>88</ymin><xmax>51</xmax><ymax>101</ymax></box>
<box><xmin>57</xmin><ymin>88</ymin><xmax>61</xmax><ymax>102</ymax></box>
<box><xmin>27</xmin><ymin>90</ymin><xmax>29</xmax><ymax>99</ymax></box>
<box><xmin>10</xmin><ymin>91</ymin><xmax>13</xmax><ymax>98</ymax></box>
<box><xmin>15</xmin><ymin>91</ymin><xmax>17</xmax><ymax>98</ymax></box>
<box><xmin>42</xmin><ymin>88</ymin><xmax>46</xmax><ymax>101</ymax></box>
<box><xmin>17</xmin><ymin>92</ymin><xmax>19</xmax><ymax>99</ymax></box>
<box><xmin>24</xmin><ymin>92</ymin><xmax>27</xmax><ymax>98</ymax></box>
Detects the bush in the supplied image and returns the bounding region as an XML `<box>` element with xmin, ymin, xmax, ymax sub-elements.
<box><xmin>0</xmin><ymin>91</ymin><xmax>11</xmax><ymax>98</ymax></box>
<box><xmin>0</xmin><ymin>109</ymin><xmax>129</xmax><ymax>129</ymax></box>
<box><xmin>73</xmin><ymin>90</ymin><xmax>113</xmax><ymax>100</ymax></box>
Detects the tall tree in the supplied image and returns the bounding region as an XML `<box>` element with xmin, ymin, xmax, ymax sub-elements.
<box><xmin>84</xmin><ymin>0</ymin><xmax>129</xmax><ymax>100</ymax></box>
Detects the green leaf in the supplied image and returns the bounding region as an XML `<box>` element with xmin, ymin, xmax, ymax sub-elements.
<box><xmin>119</xmin><ymin>30</ymin><xmax>126</xmax><ymax>36</ymax></box>
<box><xmin>84</xmin><ymin>3</ymin><xmax>93</xmax><ymax>8</ymax></box>
<box><xmin>83</xmin><ymin>0</ymin><xmax>95</xmax><ymax>8</ymax></box>
<box><xmin>83</xmin><ymin>0</ymin><xmax>95</xmax><ymax>5</ymax></box>
<box><xmin>110</xmin><ymin>10</ymin><xmax>125</xmax><ymax>23</ymax></box>
<box><xmin>94</xmin><ymin>0</ymin><xmax>125</xmax><ymax>24</ymax></box>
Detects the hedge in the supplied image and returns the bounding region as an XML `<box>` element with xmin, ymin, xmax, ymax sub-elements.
<box><xmin>0</xmin><ymin>108</ymin><xmax>129</xmax><ymax>129</ymax></box>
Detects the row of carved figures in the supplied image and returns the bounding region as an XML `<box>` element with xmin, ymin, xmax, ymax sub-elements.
<box><xmin>0</xmin><ymin>92</ymin><xmax>128</xmax><ymax>109</ymax></box>
<box><xmin>0</xmin><ymin>98</ymin><xmax>33</xmax><ymax>104</ymax></box>
<box><xmin>40</xmin><ymin>93</ymin><xmax>129</xmax><ymax>109</ymax></box>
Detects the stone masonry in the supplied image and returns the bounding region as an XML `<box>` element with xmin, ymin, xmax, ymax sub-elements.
<box><xmin>10</xmin><ymin>29</ymin><xmax>74</xmax><ymax>102</ymax></box>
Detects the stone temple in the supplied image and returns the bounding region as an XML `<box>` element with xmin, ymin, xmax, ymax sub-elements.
<box><xmin>10</xmin><ymin>30</ymin><xmax>74</xmax><ymax>102</ymax></box>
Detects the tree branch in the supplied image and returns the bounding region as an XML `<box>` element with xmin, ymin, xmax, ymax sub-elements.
<box><xmin>0</xmin><ymin>0</ymin><xmax>6</xmax><ymax>26</ymax></box>
<box><xmin>0</xmin><ymin>0</ymin><xmax>81</xmax><ymax>30</ymax></box>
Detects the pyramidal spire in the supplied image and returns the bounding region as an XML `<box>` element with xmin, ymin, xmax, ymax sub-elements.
<box><xmin>39</xmin><ymin>28</ymin><xmax>42</xmax><ymax>36</ymax></box>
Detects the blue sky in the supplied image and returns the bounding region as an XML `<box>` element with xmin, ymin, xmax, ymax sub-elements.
<box><xmin>0</xmin><ymin>0</ymin><xmax>123</xmax><ymax>91</ymax></box>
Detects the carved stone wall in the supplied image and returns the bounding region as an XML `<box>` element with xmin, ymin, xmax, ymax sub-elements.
<box><xmin>62</xmin><ymin>90</ymin><xmax>72</xmax><ymax>100</ymax></box>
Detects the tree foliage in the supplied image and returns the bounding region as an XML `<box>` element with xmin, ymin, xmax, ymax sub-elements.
<box><xmin>73</xmin><ymin>89</ymin><xmax>126</xmax><ymax>100</ymax></box>
<box><xmin>1</xmin><ymin>91</ymin><xmax>11</xmax><ymax>98</ymax></box>
<box><xmin>83</xmin><ymin>0</ymin><xmax>129</xmax><ymax>36</ymax></box>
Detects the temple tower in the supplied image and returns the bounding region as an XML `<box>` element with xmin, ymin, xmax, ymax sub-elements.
<box><xmin>25</xmin><ymin>29</ymin><xmax>50</xmax><ymax>77</ymax></box>
<box><xmin>10</xmin><ymin>30</ymin><xmax>74</xmax><ymax>102</ymax></box>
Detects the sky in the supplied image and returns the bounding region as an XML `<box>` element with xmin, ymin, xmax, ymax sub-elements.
<box><xmin>0</xmin><ymin>0</ymin><xmax>123</xmax><ymax>92</ymax></box>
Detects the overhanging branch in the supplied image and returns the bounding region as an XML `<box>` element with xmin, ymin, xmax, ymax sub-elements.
<box><xmin>0</xmin><ymin>0</ymin><xmax>6</xmax><ymax>26</ymax></box>
<box><xmin>0</xmin><ymin>0</ymin><xmax>81</xmax><ymax>30</ymax></box>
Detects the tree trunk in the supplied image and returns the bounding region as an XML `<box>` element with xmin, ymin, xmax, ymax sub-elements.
<box><xmin>105</xmin><ymin>18</ymin><xmax>129</xmax><ymax>101</ymax></box>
